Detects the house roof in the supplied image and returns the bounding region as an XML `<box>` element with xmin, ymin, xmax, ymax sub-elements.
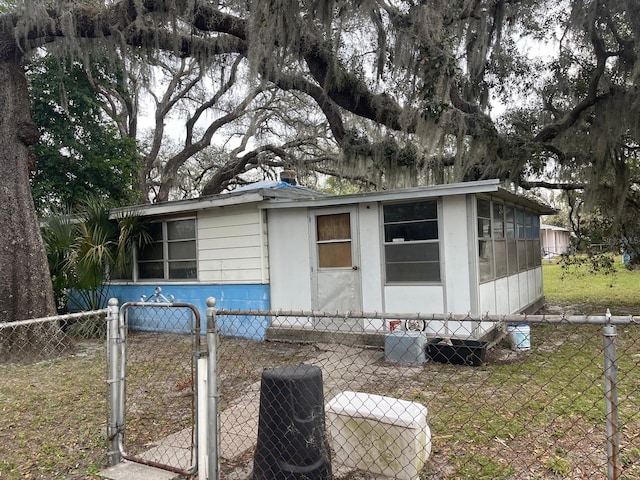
<box><xmin>262</xmin><ymin>179</ymin><xmax>556</xmax><ymax>214</ymax></box>
<box><xmin>540</xmin><ymin>224</ymin><xmax>571</xmax><ymax>232</ymax></box>
<box><xmin>109</xmin><ymin>180</ymin><xmax>322</xmax><ymax>218</ymax></box>
<box><xmin>110</xmin><ymin>179</ymin><xmax>554</xmax><ymax>218</ymax></box>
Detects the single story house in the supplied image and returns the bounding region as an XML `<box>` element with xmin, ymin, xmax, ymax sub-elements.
<box><xmin>540</xmin><ymin>224</ymin><xmax>572</xmax><ymax>258</ymax></box>
<box><xmin>107</xmin><ymin>179</ymin><xmax>554</xmax><ymax>341</ymax></box>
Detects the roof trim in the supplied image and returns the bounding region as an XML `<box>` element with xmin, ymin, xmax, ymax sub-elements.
<box><xmin>485</xmin><ymin>189</ymin><xmax>556</xmax><ymax>215</ymax></box>
<box><xmin>108</xmin><ymin>181</ymin><xmax>323</xmax><ymax>219</ymax></box>
<box><xmin>260</xmin><ymin>179</ymin><xmax>555</xmax><ymax>214</ymax></box>
<box><xmin>110</xmin><ymin>191</ymin><xmax>266</xmax><ymax>218</ymax></box>
<box><xmin>109</xmin><ymin>179</ymin><xmax>554</xmax><ymax>218</ymax></box>
<box><xmin>262</xmin><ymin>179</ymin><xmax>503</xmax><ymax>209</ymax></box>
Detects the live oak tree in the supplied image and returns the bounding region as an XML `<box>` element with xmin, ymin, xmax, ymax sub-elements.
<box><xmin>95</xmin><ymin>1</ymin><xmax>640</xmax><ymax>227</ymax></box>
<box><xmin>88</xmin><ymin>49</ymin><xmax>341</xmax><ymax>202</ymax></box>
<box><xmin>2</xmin><ymin>0</ymin><xmax>640</xmax><ymax>327</ymax></box>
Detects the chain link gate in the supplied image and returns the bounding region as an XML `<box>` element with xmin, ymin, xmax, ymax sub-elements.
<box><xmin>107</xmin><ymin>290</ymin><xmax>202</xmax><ymax>477</ymax></box>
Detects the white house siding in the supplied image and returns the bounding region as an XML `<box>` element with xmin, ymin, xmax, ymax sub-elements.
<box><xmin>529</xmin><ymin>268</ymin><xmax>542</xmax><ymax>304</ymax></box>
<box><xmin>479</xmin><ymin>282</ymin><xmax>497</xmax><ymax>315</ymax></box>
<box><xmin>358</xmin><ymin>203</ymin><xmax>384</xmax><ymax>310</ymax></box>
<box><xmin>507</xmin><ymin>275</ymin><xmax>520</xmax><ymax>313</ymax></box>
<box><xmin>494</xmin><ymin>277</ymin><xmax>510</xmax><ymax>313</ymax></box>
<box><xmin>518</xmin><ymin>271</ymin><xmax>528</xmax><ymax>310</ymax></box>
<box><xmin>197</xmin><ymin>205</ymin><xmax>268</xmax><ymax>284</ymax></box>
<box><xmin>479</xmin><ymin>267</ymin><xmax>544</xmax><ymax>316</ymax></box>
<box><xmin>529</xmin><ymin>269</ymin><xmax>537</xmax><ymax>305</ymax></box>
<box><xmin>358</xmin><ymin>203</ymin><xmax>386</xmax><ymax>330</ymax></box>
<box><xmin>440</xmin><ymin>196</ymin><xmax>474</xmax><ymax>313</ymax></box>
<box><xmin>384</xmin><ymin>283</ymin><xmax>447</xmax><ymax>337</ymax></box>
<box><xmin>384</xmin><ymin>285</ymin><xmax>444</xmax><ymax>314</ymax></box>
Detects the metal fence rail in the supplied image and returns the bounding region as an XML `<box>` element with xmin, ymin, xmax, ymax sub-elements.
<box><xmin>0</xmin><ymin>309</ymin><xmax>107</xmax><ymax>362</ymax></box>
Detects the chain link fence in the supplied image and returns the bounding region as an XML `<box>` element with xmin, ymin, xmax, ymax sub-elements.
<box><xmin>0</xmin><ymin>310</ymin><xmax>108</xmax><ymax>480</ymax></box>
<box><xmin>212</xmin><ymin>309</ymin><xmax>640</xmax><ymax>480</ymax></box>
<box><xmin>0</xmin><ymin>310</ymin><xmax>107</xmax><ymax>363</ymax></box>
<box><xmin>2</xmin><ymin>306</ymin><xmax>639</xmax><ymax>480</ymax></box>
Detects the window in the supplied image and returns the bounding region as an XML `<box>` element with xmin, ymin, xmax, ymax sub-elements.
<box><xmin>137</xmin><ymin>219</ymin><xmax>197</xmax><ymax>280</ymax></box>
<box><xmin>517</xmin><ymin>208</ymin><xmax>527</xmax><ymax>271</ymax></box>
<box><xmin>478</xmin><ymin>199</ymin><xmax>493</xmax><ymax>282</ymax></box>
<box><xmin>316</xmin><ymin>213</ymin><xmax>352</xmax><ymax>268</ymax></box>
<box><xmin>383</xmin><ymin>201</ymin><xmax>440</xmax><ymax>283</ymax></box>
<box><xmin>477</xmin><ymin>198</ymin><xmax>540</xmax><ymax>282</ymax></box>
<box><xmin>506</xmin><ymin>207</ymin><xmax>518</xmax><ymax>275</ymax></box>
<box><xmin>493</xmin><ymin>203</ymin><xmax>507</xmax><ymax>277</ymax></box>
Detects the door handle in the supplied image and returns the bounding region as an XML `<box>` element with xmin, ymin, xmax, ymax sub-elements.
<box><xmin>352</xmin><ymin>265</ymin><xmax>359</xmax><ymax>270</ymax></box>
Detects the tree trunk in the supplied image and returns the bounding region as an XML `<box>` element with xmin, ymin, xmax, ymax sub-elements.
<box><xmin>0</xmin><ymin>61</ymin><xmax>65</xmax><ymax>362</ymax></box>
<box><xmin>0</xmin><ymin>61</ymin><xmax>57</xmax><ymax>323</ymax></box>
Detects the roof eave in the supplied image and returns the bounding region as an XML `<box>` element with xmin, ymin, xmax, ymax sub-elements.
<box><xmin>261</xmin><ymin>179</ymin><xmax>504</xmax><ymax>209</ymax></box>
<box><xmin>109</xmin><ymin>191</ymin><xmax>267</xmax><ymax>219</ymax></box>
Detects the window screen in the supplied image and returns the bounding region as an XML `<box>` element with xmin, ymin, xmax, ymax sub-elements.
<box><xmin>383</xmin><ymin>201</ymin><xmax>440</xmax><ymax>283</ymax></box>
<box><xmin>477</xmin><ymin>199</ymin><xmax>541</xmax><ymax>281</ymax></box>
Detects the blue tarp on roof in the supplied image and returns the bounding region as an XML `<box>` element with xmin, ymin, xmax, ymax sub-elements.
<box><xmin>229</xmin><ymin>180</ymin><xmax>324</xmax><ymax>198</ymax></box>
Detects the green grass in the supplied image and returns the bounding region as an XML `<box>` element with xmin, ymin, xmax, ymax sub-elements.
<box><xmin>0</xmin><ymin>334</ymin><xmax>319</xmax><ymax>480</ymax></box>
<box><xmin>543</xmin><ymin>258</ymin><xmax>640</xmax><ymax>315</ymax></box>
<box><xmin>2</xmin><ymin>262</ymin><xmax>639</xmax><ymax>479</ymax></box>
<box><xmin>364</xmin><ymin>260</ymin><xmax>640</xmax><ymax>479</ymax></box>
<box><xmin>395</xmin><ymin>327</ymin><xmax>639</xmax><ymax>477</ymax></box>
<box><xmin>0</xmin><ymin>346</ymin><xmax>107</xmax><ymax>479</ymax></box>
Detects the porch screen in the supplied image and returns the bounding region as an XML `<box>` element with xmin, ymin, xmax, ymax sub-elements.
<box><xmin>477</xmin><ymin>198</ymin><xmax>541</xmax><ymax>283</ymax></box>
<box><xmin>383</xmin><ymin>200</ymin><xmax>440</xmax><ymax>283</ymax></box>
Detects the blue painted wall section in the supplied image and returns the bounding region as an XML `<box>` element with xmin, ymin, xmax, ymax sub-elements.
<box><xmin>104</xmin><ymin>283</ymin><xmax>271</xmax><ymax>340</ymax></box>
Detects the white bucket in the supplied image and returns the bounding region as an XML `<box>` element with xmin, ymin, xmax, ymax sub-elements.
<box><xmin>507</xmin><ymin>324</ymin><xmax>531</xmax><ymax>351</ymax></box>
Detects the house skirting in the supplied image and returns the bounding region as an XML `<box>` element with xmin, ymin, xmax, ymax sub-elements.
<box><xmin>266</xmin><ymin>321</ymin><xmax>505</xmax><ymax>349</ymax></box>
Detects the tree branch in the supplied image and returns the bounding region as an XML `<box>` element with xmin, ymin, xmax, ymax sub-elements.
<box><xmin>534</xmin><ymin>16</ymin><xmax>612</xmax><ymax>143</ymax></box>
<box><xmin>201</xmin><ymin>144</ymin><xmax>286</xmax><ymax>195</ymax></box>
<box><xmin>273</xmin><ymin>72</ymin><xmax>346</xmax><ymax>143</ymax></box>
<box><xmin>520</xmin><ymin>180</ymin><xmax>585</xmax><ymax>191</ymax></box>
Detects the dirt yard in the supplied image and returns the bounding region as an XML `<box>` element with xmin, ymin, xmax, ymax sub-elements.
<box><xmin>1</xmin><ymin>322</ymin><xmax>639</xmax><ymax>480</ymax></box>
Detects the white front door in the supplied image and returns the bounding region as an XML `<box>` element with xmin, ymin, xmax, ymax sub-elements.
<box><xmin>311</xmin><ymin>208</ymin><xmax>362</xmax><ymax>330</ymax></box>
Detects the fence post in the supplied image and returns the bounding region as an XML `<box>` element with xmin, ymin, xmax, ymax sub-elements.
<box><xmin>106</xmin><ymin>298</ymin><xmax>121</xmax><ymax>466</ymax></box>
<box><xmin>206</xmin><ymin>298</ymin><xmax>219</xmax><ymax>480</ymax></box>
<box><xmin>602</xmin><ymin>308</ymin><xmax>620</xmax><ymax>480</ymax></box>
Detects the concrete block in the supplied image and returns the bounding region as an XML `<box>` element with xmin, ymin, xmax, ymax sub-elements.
<box><xmin>97</xmin><ymin>461</ymin><xmax>180</xmax><ymax>480</ymax></box>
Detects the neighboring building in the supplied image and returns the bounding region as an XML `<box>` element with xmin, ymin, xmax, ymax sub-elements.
<box><xmin>107</xmin><ymin>179</ymin><xmax>554</xmax><ymax>341</ymax></box>
<box><xmin>540</xmin><ymin>224</ymin><xmax>572</xmax><ymax>258</ymax></box>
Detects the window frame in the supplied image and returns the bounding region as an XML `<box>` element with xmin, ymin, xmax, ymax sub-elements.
<box><xmin>382</xmin><ymin>199</ymin><xmax>441</xmax><ymax>285</ymax></box>
<box><xmin>477</xmin><ymin>198</ymin><xmax>494</xmax><ymax>282</ymax></box>
<box><xmin>477</xmin><ymin>197</ymin><xmax>541</xmax><ymax>284</ymax></box>
<box><xmin>315</xmin><ymin>212</ymin><xmax>354</xmax><ymax>269</ymax></box>
<box><xmin>136</xmin><ymin>217</ymin><xmax>198</xmax><ymax>281</ymax></box>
